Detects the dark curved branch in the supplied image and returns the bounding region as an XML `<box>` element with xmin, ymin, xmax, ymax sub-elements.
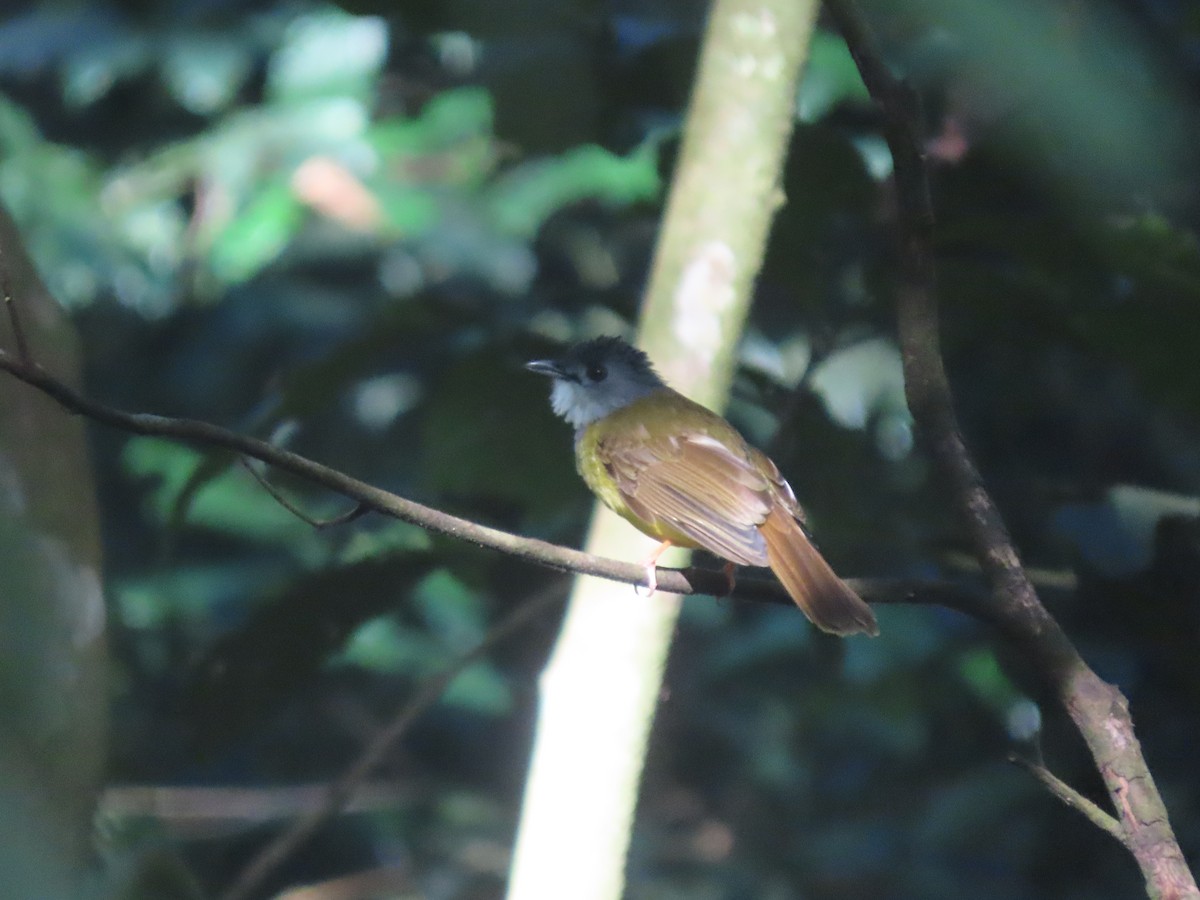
<box><xmin>826</xmin><ymin>1</ymin><xmax>1198</xmax><ymax>897</ymax></box>
<box><xmin>238</xmin><ymin>456</ymin><xmax>369</xmax><ymax>528</ymax></box>
<box><xmin>0</xmin><ymin>348</ymin><xmax>975</xmax><ymax>617</ymax></box>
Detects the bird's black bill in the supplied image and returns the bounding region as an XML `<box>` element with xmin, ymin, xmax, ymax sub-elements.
<box><xmin>525</xmin><ymin>359</ymin><xmax>568</xmax><ymax>379</ymax></box>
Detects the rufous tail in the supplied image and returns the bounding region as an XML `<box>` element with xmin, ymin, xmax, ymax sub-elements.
<box><xmin>759</xmin><ymin>506</ymin><xmax>879</xmax><ymax>636</ymax></box>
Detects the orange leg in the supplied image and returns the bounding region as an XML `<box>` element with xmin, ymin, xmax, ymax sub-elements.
<box><xmin>721</xmin><ymin>561</ymin><xmax>737</xmax><ymax>597</ymax></box>
<box><xmin>635</xmin><ymin>540</ymin><xmax>673</xmax><ymax>597</ymax></box>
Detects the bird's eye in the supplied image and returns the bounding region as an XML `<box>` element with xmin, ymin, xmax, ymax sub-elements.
<box><xmin>586</xmin><ymin>363</ymin><xmax>607</xmax><ymax>382</ymax></box>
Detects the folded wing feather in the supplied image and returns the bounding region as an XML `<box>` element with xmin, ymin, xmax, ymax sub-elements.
<box><xmin>599</xmin><ymin>431</ymin><xmax>772</xmax><ymax>566</ymax></box>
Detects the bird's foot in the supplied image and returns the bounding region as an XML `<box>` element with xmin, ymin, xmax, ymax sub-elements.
<box><xmin>634</xmin><ymin>565</ymin><xmax>658</xmax><ymax>598</ymax></box>
<box><xmin>634</xmin><ymin>539</ymin><xmax>673</xmax><ymax>597</ymax></box>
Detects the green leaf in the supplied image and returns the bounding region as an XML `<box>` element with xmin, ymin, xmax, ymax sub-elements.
<box><xmin>266</xmin><ymin>8</ymin><xmax>388</xmax><ymax>104</ymax></box>
<box><xmin>338</xmin><ymin>617</ymin><xmax>440</xmax><ymax>674</ymax></box>
<box><xmin>0</xmin><ymin>95</ymin><xmax>159</xmax><ymax>308</ymax></box>
<box><xmin>208</xmin><ymin>178</ymin><xmax>305</xmax><ymax>283</ymax></box>
<box><xmin>373</xmin><ymin>184</ymin><xmax>441</xmax><ymax>236</ymax></box>
<box><xmin>799</xmin><ymin>30</ymin><xmax>869</xmax><ymax>122</ymax></box>
<box><xmin>339</xmin><ymin>520</ymin><xmax>432</xmax><ymax>565</ymax></box>
<box><xmin>335</xmin><ymin>613</ymin><xmax>511</xmax><ymax>713</ymax></box>
<box><xmin>414</xmin><ymin>569</ymin><xmax>486</xmax><ymax>646</ymax></box>
<box><xmin>957</xmin><ymin>647</ymin><xmax>1021</xmax><ymax>713</ymax></box>
<box><xmin>161</xmin><ymin>32</ymin><xmax>253</xmax><ymax>115</ymax></box>
<box><xmin>367</xmin><ymin>88</ymin><xmax>494</xmax><ymax>158</ymax></box>
<box><xmin>441</xmin><ymin>661</ymin><xmax>513</xmax><ymax>715</ymax></box>
<box><xmin>485</xmin><ymin>143</ymin><xmax>661</xmax><ymax>238</ymax></box>
<box><xmin>113</xmin><ymin>563</ymin><xmax>291</xmax><ymax>631</ymax></box>
<box><xmin>61</xmin><ymin>35</ymin><xmax>151</xmax><ymax>108</ymax></box>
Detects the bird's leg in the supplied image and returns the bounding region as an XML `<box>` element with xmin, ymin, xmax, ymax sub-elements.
<box><xmin>721</xmin><ymin>562</ymin><xmax>737</xmax><ymax>597</ymax></box>
<box><xmin>635</xmin><ymin>540</ymin><xmax>673</xmax><ymax>597</ymax></box>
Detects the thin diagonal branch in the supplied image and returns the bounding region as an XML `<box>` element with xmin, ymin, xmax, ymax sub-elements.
<box><xmin>826</xmin><ymin>2</ymin><xmax>1198</xmax><ymax>897</ymax></box>
<box><xmin>1</xmin><ymin>245</ymin><xmax>30</xmax><ymax>365</ymax></box>
<box><xmin>1008</xmin><ymin>754</ymin><xmax>1127</xmax><ymax>846</ymax></box>
<box><xmin>0</xmin><ymin>347</ymin><xmax>974</xmax><ymax>616</ymax></box>
<box><xmin>238</xmin><ymin>456</ymin><xmax>369</xmax><ymax>528</ymax></box>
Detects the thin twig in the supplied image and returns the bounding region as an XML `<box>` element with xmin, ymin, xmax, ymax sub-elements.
<box><xmin>0</xmin><ymin>347</ymin><xmax>972</xmax><ymax>615</ymax></box>
<box><xmin>100</xmin><ymin>781</ymin><xmax>417</xmax><ymax>827</ymax></box>
<box><xmin>1008</xmin><ymin>754</ymin><xmax>1127</xmax><ymax>846</ymax></box>
<box><xmin>272</xmin><ymin>866</ymin><xmax>411</xmax><ymax>900</ymax></box>
<box><xmin>0</xmin><ymin>253</ymin><xmax>30</xmax><ymax>365</ymax></box>
<box><xmin>239</xmin><ymin>456</ymin><xmax>368</xmax><ymax>528</ymax></box>
<box><xmin>219</xmin><ymin>583</ymin><xmax>565</xmax><ymax>900</ymax></box>
<box><xmin>827</xmin><ymin>1</ymin><xmax>1198</xmax><ymax>895</ymax></box>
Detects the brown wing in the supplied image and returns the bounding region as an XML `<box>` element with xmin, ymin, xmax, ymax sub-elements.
<box><xmin>747</xmin><ymin>445</ymin><xmax>807</xmax><ymax>526</ymax></box>
<box><xmin>597</xmin><ymin>430</ymin><xmax>773</xmax><ymax>566</ymax></box>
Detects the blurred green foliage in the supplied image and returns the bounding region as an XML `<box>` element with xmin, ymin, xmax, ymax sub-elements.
<box><xmin>1</xmin><ymin>0</ymin><xmax>1199</xmax><ymax>898</ymax></box>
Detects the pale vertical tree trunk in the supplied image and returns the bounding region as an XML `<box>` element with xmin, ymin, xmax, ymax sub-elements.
<box><xmin>0</xmin><ymin>203</ymin><xmax>109</xmax><ymax>897</ymax></box>
<box><xmin>506</xmin><ymin>1</ymin><xmax>820</xmax><ymax>896</ymax></box>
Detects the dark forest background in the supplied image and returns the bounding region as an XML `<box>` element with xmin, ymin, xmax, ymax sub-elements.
<box><xmin>2</xmin><ymin>0</ymin><xmax>1200</xmax><ymax>897</ymax></box>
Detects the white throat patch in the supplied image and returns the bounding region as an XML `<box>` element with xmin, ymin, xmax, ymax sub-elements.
<box><xmin>550</xmin><ymin>379</ymin><xmax>620</xmax><ymax>430</ymax></box>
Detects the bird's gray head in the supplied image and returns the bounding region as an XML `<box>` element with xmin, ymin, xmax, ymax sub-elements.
<box><xmin>526</xmin><ymin>336</ymin><xmax>666</xmax><ymax>430</ymax></box>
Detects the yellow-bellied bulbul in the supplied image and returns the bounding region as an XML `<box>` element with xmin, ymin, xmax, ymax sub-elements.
<box><xmin>527</xmin><ymin>336</ymin><xmax>878</xmax><ymax>636</ymax></box>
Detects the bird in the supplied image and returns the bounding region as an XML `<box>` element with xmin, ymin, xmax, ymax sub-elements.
<box><xmin>526</xmin><ymin>336</ymin><xmax>878</xmax><ymax>637</ymax></box>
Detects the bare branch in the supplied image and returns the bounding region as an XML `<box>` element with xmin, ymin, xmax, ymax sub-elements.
<box><xmin>100</xmin><ymin>782</ymin><xmax>417</xmax><ymax>831</ymax></box>
<box><xmin>826</xmin><ymin>1</ymin><xmax>1199</xmax><ymax>895</ymax></box>
<box><xmin>0</xmin><ymin>347</ymin><xmax>970</xmax><ymax>615</ymax></box>
<box><xmin>0</xmin><ymin>251</ymin><xmax>30</xmax><ymax>365</ymax></box>
<box><xmin>238</xmin><ymin>456</ymin><xmax>368</xmax><ymax>528</ymax></box>
<box><xmin>1008</xmin><ymin>754</ymin><xmax>1128</xmax><ymax>847</ymax></box>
